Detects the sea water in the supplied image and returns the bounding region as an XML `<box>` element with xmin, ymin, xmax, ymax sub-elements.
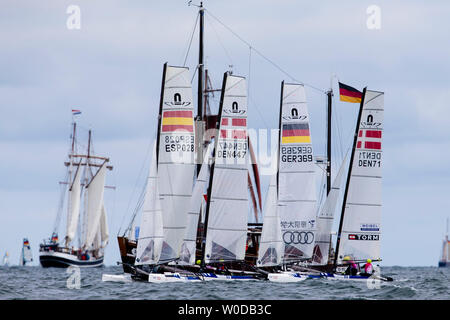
<box><xmin>0</xmin><ymin>266</ymin><xmax>448</xmax><ymax>300</ymax></box>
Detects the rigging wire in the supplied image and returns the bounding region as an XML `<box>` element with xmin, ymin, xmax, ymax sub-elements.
<box><xmin>182</xmin><ymin>12</ymin><xmax>200</xmax><ymax>67</ymax></box>
<box><xmin>205</xmin><ymin>9</ymin><xmax>326</xmax><ymax>95</ymax></box>
<box><xmin>117</xmin><ymin>137</ymin><xmax>154</xmax><ymax>236</ymax></box>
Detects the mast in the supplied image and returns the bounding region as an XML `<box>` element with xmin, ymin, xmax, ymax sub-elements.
<box><xmin>276</xmin><ymin>81</ymin><xmax>284</xmax><ymax>201</ymax></box>
<box><xmin>333</xmin><ymin>87</ymin><xmax>367</xmax><ymax>271</ymax></box>
<box><xmin>196</xmin><ymin>2</ymin><xmax>205</xmax><ymax>175</ymax></box>
<box><xmin>200</xmin><ymin>71</ymin><xmax>227</xmax><ymax>267</ymax></box>
<box><xmin>326</xmin><ymin>90</ymin><xmax>332</xmax><ymax>195</ymax></box>
<box><xmin>156</xmin><ymin>63</ymin><xmax>167</xmax><ymax>165</ymax></box>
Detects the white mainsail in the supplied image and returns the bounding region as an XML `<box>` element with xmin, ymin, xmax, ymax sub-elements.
<box><xmin>336</xmin><ymin>89</ymin><xmax>384</xmax><ymax>264</ymax></box>
<box><xmin>135</xmin><ymin>143</ymin><xmax>164</xmax><ymax>265</ymax></box>
<box><xmin>83</xmin><ymin>162</ymin><xmax>107</xmax><ymax>249</ymax></box>
<box><xmin>20</xmin><ymin>239</ymin><xmax>33</xmax><ymax>266</ymax></box>
<box><xmin>178</xmin><ymin>143</ymin><xmax>213</xmax><ymax>266</ymax></box>
<box><xmin>204</xmin><ymin>73</ymin><xmax>249</xmax><ymax>263</ymax></box>
<box><xmin>312</xmin><ymin>153</ymin><xmax>348</xmax><ymax>265</ymax></box>
<box><xmin>257</xmin><ymin>172</ymin><xmax>284</xmax><ymax>267</ymax></box>
<box><xmin>65</xmin><ymin>161</ymin><xmax>82</xmax><ymax>245</ymax></box>
<box><xmin>278</xmin><ymin>82</ymin><xmax>318</xmax><ymax>262</ymax></box>
<box><xmin>157</xmin><ymin>64</ymin><xmax>196</xmax><ymax>263</ymax></box>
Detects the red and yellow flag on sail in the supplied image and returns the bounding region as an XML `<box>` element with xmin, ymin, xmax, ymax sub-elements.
<box><xmin>339</xmin><ymin>82</ymin><xmax>362</xmax><ymax>103</ymax></box>
<box><xmin>161</xmin><ymin>110</ymin><xmax>193</xmax><ymax>132</ymax></box>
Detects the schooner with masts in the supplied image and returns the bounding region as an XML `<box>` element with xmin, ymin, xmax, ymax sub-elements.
<box><xmin>39</xmin><ymin>117</ymin><xmax>113</xmax><ymax>268</ymax></box>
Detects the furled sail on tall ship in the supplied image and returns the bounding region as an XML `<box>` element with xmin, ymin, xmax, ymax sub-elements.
<box><xmin>135</xmin><ymin>143</ymin><xmax>164</xmax><ymax>265</ymax></box>
<box><xmin>157</xmin><ymin>64</ymin><xmax>196</xmax><ymax>263</ymax></box>
<box><xmin>335</xmin><ymin>89</ymin><xmax>384</xmax><ymax>264</ymax></box>
<box><xmin>257</xmin><ymin>172</ymin><xmax>283</xmax><ymax>267</ymax></box>
<box><xmin>204</xmin><ymin>73</ymin><xmax>249</xmax><ymax>263</ymax></box>
<box><xmin>311</xmin><ymin>153</ymin><xmax>347</xmax><ymax>265</ymax></box>
<box><xmin>278</xmin><ymin>82</ymin><xmax>318</xmax><ymax>263</ymax></box>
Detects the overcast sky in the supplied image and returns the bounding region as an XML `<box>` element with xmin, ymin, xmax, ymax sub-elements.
<box><xmin>1</xmin><ymin>0</ymin><xmax>449</xmax><ymax>267</ymax></box>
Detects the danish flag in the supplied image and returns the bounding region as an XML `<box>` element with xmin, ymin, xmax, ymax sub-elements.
<box><xmin>220</xmin><ymin>117</ymin><xmax>247</xmax><ymax>140</ymax></box>
<box><xmin>357</xmin><ymin>129</ymin><xmax>382</xmax><ymax>150</ymax></box>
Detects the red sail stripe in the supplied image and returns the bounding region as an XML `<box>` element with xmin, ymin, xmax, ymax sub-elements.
<box><xmin>359</xmin><ymin>130</ymin><xmax>363</xmax><ymax>137</ymax></box>
<box><xmin>365</xmin><ymin>130</ymin><xmax>382</xmax><ymax>138</ymax></box>
<box><xmin>365</xmin><ymin>141</ymin><xmax>381</xmax><ymax>150</ymax></box>
<box><xmin>163</xmin><ymin>110</ymin><xmax>193</xmax><ymax>118</ymax></box>
<box><xmin>282</xmin><ymin>129</ymin><xmax>310</xmax><ymax>137</ymax></box>
<box><xmin>162</xmin><ymin>125</ymin><xmax>193</xmax><ymax>132</ymax></box>
<box><xmin>357</xmin><ymin>141</ymin><xmax>362</xmax><ymax>149</ymax></box>
<box><xmin>221</xmin><ymin>118</ymin><xmax>229</xmax><ymax>126</ymax></box>
<box><xmin>232</xmin><ymin>118</ymin><xmax>246</xmax><ymax>126</ymax></box>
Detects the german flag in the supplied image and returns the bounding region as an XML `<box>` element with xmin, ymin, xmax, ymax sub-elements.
<box><xmin>281</xmin><ymin>123</ymin><xmax>311</xmax><ymax>144</ymax></box>
<box><xmin>339</xmin><ymin>82</ymin><xmax>362</xmax><ymax>103</ymax></box>
<box><xmin>162</xmin><ymin>110</ymin><xmax>193</xmax><ymax>132</ymax></box>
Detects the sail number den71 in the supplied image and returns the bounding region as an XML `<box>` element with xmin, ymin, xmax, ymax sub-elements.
<box><xmin>358</xmin><ymin>151</ymin><xmax>381</xmax><ymax>168</ymax></box>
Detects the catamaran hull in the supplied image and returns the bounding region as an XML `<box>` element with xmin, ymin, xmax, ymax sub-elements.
<box><xmin>39</xmin><ymin>251</ymin><xmax>103</xmax><ymax>268</ymax></box>
<box><xmin>324</xmin><ymin>273</ymin><xmax>393</xmax><ymax>282</ymax></box>
<box><xmin>145</xmin><ymin>272</ymin><xmax>260</xmax><ymax>283</ymax></box>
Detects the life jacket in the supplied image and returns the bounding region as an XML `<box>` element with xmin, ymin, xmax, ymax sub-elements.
<box><xmin>364</xmin><ymin>263</ymin><xmax>373</xmax><ymax>274</ymax></box>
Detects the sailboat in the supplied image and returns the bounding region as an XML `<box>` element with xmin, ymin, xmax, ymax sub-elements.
<box><xmin>111</xmin><ymin>2</ymin><xmax>263</xmax><ymax>282</ymax></box>
<box><xmin>2</xmin><ymin>252</ymin><xmax>9</xmax><ymax>267</ymax></box>
<box><xmin>256</xmin><ymin>81</ymin><xmax>321</xmax><ymax>282</ymax></box>
<box><xmin>438</xmin><ymin>218</ymin><xmax>449</xmax><ymax>267</ymax></box>
<box><xmin>39</xmin><ymin>119</ymin><xmax>112</xmax><ymax>268</ymax></box>
<box><xmin>320</xmin><ymin>88</ymin><xmax>392</xmax><ymax>281</ymax></box>
<box><xmin>19</xmin><ymin>238</ymin><xmax>33</xmax><ymax>266</ymax></box>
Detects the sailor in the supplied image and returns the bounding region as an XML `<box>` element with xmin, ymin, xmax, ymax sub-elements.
<box><xmin>343</xmin><ymin>256</ymin><xmax>358</xmax><ymax>276</ymax></box>
<box><xmin>362</xmin><ymin>259</ymin><xmax>373</xmax><ymax>275</ymax></box>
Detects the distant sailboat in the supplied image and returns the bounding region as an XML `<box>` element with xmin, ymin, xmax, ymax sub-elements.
<box><xmin>2</xmin><ymin>252</ymin><xmax>9</xmax><ymax>267</ymax></box>
<box><xmin>19</xmin><ymin>238</ymin><xmax>33</xmax><ymax>266</ymax></box>
<box><xmin>39</xmin><ymin>118</ymin><xmax>113</xmax><ymax>268</ymax></box>
<box><xmin>438</xmin><ymin>218</ymin><xmax>449</xmax><ymax>267</ymax></box>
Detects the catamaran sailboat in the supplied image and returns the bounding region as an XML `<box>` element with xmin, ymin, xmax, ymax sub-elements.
<box><xmin>39</xmin><ymin>120</ymin><xmax>112</xmax><ymax>268</ymax></box>
<box><xmin>438</xmin><ymin>218</ymin><xmax>449</xmax><ymax>267</ymax></box>
<box><xmin>19</xmin><ymin>238</ymin><xmax>33</xmax><ymax>266</ymax></box>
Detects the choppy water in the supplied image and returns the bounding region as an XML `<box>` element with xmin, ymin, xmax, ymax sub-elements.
<box><xmin>0</xmin><ymin>266</ymin><xmax>448</xmax><ymax>300</ymax></box>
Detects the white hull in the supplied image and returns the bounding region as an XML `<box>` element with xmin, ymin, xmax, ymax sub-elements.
<box><xmin>146</xmin><ymin>272</ymin><xmax>260</xmax><ymax>283</ymax></box>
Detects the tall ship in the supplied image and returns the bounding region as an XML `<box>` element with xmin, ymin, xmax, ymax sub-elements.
<box><xmin>40</xmin><ymin>117</ymin><xmax>113</xmax><ymax>268</ymax></box>
<box><xmin>19</xmin><ymin>238</ymin><xmax>33</xmax><ymax>266</ymax></box>
<box><xmin>438</xmin><ymin>218</ymin><xmax>449</xmax><ymax>267</ymax></box>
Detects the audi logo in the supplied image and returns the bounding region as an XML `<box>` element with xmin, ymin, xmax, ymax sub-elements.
<box><xmin>283</xmin><ymin>231</ymin><xmax>314</xmax><ymax>245</ymax></box>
